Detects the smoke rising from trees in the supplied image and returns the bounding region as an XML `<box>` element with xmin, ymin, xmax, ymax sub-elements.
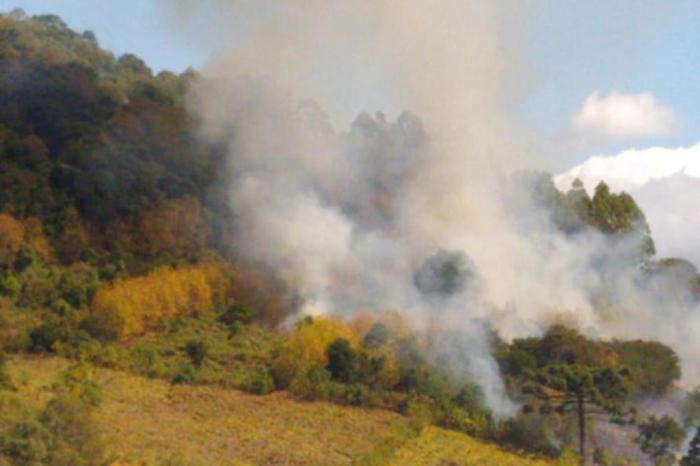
<box><xmin>160</xmin><ymin>0</ymin><xmax>700</xmax><ymax>417</ymax></box>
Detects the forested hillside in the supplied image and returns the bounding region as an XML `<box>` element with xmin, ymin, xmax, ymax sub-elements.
<box><xmin>0</xmin><ymin>10</ymin><xmax>699</xmax><ymax>466</ymax></box>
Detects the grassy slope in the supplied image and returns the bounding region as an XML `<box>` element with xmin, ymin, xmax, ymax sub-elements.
<box><xmin>6</xmin><ymin>356</ymin><xmax>553</xmax><ymax>466</ymax></box>
<box><xmin>118</xmin><ymin>315</ymin><xmax>282</xmax><ymax>388</ymax></box>
<box><xmin>389</xmin><ymin>427</ymin><xmax>552</xmax><ymax>466</ymax></box>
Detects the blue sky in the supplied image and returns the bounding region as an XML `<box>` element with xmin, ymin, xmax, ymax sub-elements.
<box><xmin>524</xmin><ymin>1</ymin><xmax>700</xmax><ymax>161</ymax></box>
<box><xmin>2</xmin><ymin>1</ymin><xmax>700</xmax><ymax>165</ymax></box>
<box><xmin>0</xmin><ymin>0</ymin><xmax>210</xmax><ymax>72</ymax></box>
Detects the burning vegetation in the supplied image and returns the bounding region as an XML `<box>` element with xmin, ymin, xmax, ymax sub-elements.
<box><xmin>0</xmin><ymin>6</ymin><xmax>700</xmax><ymax>466</ymax></box>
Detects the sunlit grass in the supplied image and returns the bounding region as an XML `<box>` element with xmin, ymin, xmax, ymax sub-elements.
<box><xmin>388</xmin><ymin>426</ymin><xmax>554</xmax><ymax>466</ymax></box>
<box><xmin>5</xmin><ymin>356</ymin><xmax>555</xmax><ymax>465</ymax></box>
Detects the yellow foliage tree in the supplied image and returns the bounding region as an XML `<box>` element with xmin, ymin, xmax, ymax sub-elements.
<box><xmin>0</xmin><ymin>212</ymin><xmax>23</xmax><ymax>268</ymax></box>
<box><xmin>89</xmin><ymin>263</ymin><xmax>228</xmax><ymax>339</ymax></box>
<box><xmin>273</xmin><ymin>317</ymin><xmax>359</xmax><ymax>388</ymax></box>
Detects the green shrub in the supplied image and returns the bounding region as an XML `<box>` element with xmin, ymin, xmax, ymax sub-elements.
<box><xmin>343</xmin><ymin>383</ymin><xmax>380</xmax><ymax>407</ymax></box>
<box><xmin>453</xmin><ymin>383</ymin><xmax>490</xmax><ymax>419</ymax></box>
<box><xmin>290</xmin><ymin>367</ymin><xmax>334</xmax><ymax>400</ymax></box>
<box><xmin>609</xmin><ymin>339</ymin><xmax>681</xmax><ymax>396</ymax></box>
<box><xmin>496</xmin><ymin>413</ymin><xmax>558</xmax><ymax>457</ymax></box>
<box><xmin>0</xmin><ymin>274</ymin><xmax>21</xmax><ymax>298</ymax></box>
<box><xmin>171</xmin><ymin>363</ymin><xmax>197</xmax><ymax>385</ymax></box>
<box><xmin>327</xmin><ymin>337</ymin><xmax>356</xmax><ymax>383</ymax></box>
<box><xmin>441</xmin><ymin>404</ymin><xmax>490</xmax><ymax>436</ymax></box>
<box><xmin>57</xmin><ymin>263</ymin><xmax>100</xmax><ymax>309</ymax></box>
<box><xmin>244</xmin><ymin>367</ymin><xmax>275</xmax><ymax>395</ymax></box>
<box><xmin>78</xmin><ymin>248</ymin><xmax>99</xmax><ymax>264</ymax></box>
<box><xmin>28</xmin><ymin>322</ymin><xmax>67</xmax><ymax>353</ymax></box>
<box><xmin>556</xmin><ymin>448</ymin><xmax>580</xmax><ymax>466</ymax></box>
<box><xmin>168</xmin><ymin>316</ymin><xmax>186</xmax><ymax>333</ymax></box>
<box><xmin>13</xmin><ymin>244</ymin><xmax>34</xmax><ymax>272</ymax></box>
<box><xmin>0</xmin><ymin>418</ymin><xmax>52</xmax><ymax>465</ymax></box>
<box><xmin>400</xmin><ymin>394</ymin><xmax>434</xmax><ymax>433</ymax></box>
<box><xmin>363</xmin><ymin>323</ymin><xmax>390</xmax><ymax>347</ymax></box>
<box><xmin>326</xmin><ymin>338</ymin><xmax>395</xmax><ymax>388</ymax></box>
<box><xmin>50</xmin><ymin>298</ymin><xmax>72</xmax><ymax>316</ymax></box>
<box><xmin>56</xmin><ymin>362</ymin><xmax>103</xmax><ymax>407</ymax></box>
<box><xmin>0</xmin><ymin>368</ymin><xmax>108</xmax><ymax>466</ymax></box>
<box><xmin>38</xmin><ymin>394</ymin><xmax>108</xmax><ymax>465</ymax></box>
<box><xmin>130</xmin><ymin>345</ymin><xmax>165</xmax><ymax>378</ymax></box>
<box><xmin>218</xmin><ymin>303</ymin><xmax>257</xmax><ymax>327</ymax></box>
<box><xmin>75</xmin><ymin>339</ymin><xmax>121</xmax><ymax>367</ymax></box>
<box><xmin>184</xmin><ymin>340</ymin><xmax>208</xmax><ymax>367</ymax></box>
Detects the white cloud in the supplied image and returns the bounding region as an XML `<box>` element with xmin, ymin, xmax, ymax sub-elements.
<box><xmin>555</xmin><ymin>142</ymin><xmax>700</xmax><ymax>266</ymax></box>
<box><xmin>570</xmin><ymin>91</ymin><xmax>678</xmax><ymax>141</ymax></box>
<box><xmin>556</xmin><ymin>143</ymin><xmax>700</xmax><ymax>192</ymax></box>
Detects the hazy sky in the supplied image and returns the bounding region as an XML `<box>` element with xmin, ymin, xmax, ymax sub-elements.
<box><xmin>2</xmin><ymin>1</ymin><xmax>700</xmax><ymax>164</ymax></box>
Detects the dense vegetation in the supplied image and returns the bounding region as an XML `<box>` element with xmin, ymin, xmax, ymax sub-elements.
<box><xmin>0</xmin><ymin>10</ymin><xmax>698</xmax><ymax>466</ymax></box>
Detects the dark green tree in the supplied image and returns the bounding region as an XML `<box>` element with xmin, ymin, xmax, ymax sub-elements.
<box><xmin>636</xmin><ymin>415</ymin><xmax>684</xmax><ymax>466</ymax></box>
<box><xmin>184</xmin><ymin>340</ymin><xmax>208</xmax><ymax>367</ymax></box>
<box><xmin>685</xmin><ymin>388</ymin><xmax>700</xmax><ymax>428</ymax></box>
<box><xmin>363</xmin><ymin>322</ymin><xmax>389</xmax><ymax>347</ymax></box>
<box><xmin>560</xmin><ymin>178</ymin><xmax>593</xmax><ymax>233</ymax></box>
<box><xmin>608</xmin><ymin>339</ymin><xmax>680</xmax><ymax>396</ymax></box>
<box><xmin>591</xmin><ymin>181</ymin><xmax>655</xmax><ymax>257</ymax></box>
<box><xmin>218</xmin><ymin>303</ymin><xmax>257</xmax><ymax>334</ymax></box>
<box><xmin>413</xmin><ymin>250</ymin><xmax>475</xmax><ymax>298</ymax></box>
<box><xmin>326</xmin><ymin>338</ymin><xmax>356</xmax><ymax>383</ymax></box>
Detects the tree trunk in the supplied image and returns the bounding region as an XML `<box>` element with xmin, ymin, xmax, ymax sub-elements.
<box><xmin>577</xmin><ymin>395</ymin><xmax>586</xmax><ymax>466</ymax></box>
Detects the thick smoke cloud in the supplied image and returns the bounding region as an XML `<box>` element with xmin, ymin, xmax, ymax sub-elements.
<box><xmin>161</xmin><ymin>0</ymin><xmax>700</xmax><ymax>417</ymax></box>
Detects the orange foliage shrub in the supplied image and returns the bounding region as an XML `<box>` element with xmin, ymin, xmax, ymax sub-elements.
<box><xmin>272</xmin><ymin>317</ymin><xmax>359</xmax><ymax>388</ymax></box>
<box><xmin>0</xmin><ymin>212</ymin><xmax>23</xmax><ymax>268</ymax></box>
<box><xmin>89</xmin><ymin>263</ymin><xmax>228</xmax><ymax>339</ymax></box>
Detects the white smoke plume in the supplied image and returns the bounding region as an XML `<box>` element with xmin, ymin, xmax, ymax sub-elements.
<box><xmin>160</xmin><ymin>0</ymin><xmax>700</xmax><ymax>418</ymax></box>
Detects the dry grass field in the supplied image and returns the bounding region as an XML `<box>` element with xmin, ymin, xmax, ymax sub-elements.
<box><xmin>388</xmin><ymin>426</ymin><xmax>554</xmax><ymax>466</ymax></box>
<box><xmin>5</xmin><ymin>356</ymin><xmax>555</xmax><ymax>466</ymax></box>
